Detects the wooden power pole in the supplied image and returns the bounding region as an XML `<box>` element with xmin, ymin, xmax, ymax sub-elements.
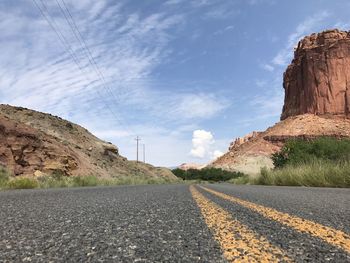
<box><xmin>142</xmin><ymin>144</ymin><xmax>145</xmax><ymax>163</ymax></box>
<box><xmin>135</xmin><ymin>136</ymin><xmax>141</xmax><ymax>163</ymax></box>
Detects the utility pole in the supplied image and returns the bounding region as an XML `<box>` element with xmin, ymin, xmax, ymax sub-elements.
<box><xmin>135</xmin><ymin>136</ymin><xmax>141</xmax><ymax>163</ymax></box>
<box><xmin>142</xmin><ymin>144</ymin><xmax>146</xmax><ymax>163</ymax></box>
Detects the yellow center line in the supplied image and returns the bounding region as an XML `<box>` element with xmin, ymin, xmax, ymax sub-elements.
<box><xmin>200</xmin><ymin>186</ymin><xmax>350</xmax><ymax>253</ymax></box>
<box><xmin>189</xmin><ymin>185</ymin><xmax>292</xmax><ymax>262</ymax></box>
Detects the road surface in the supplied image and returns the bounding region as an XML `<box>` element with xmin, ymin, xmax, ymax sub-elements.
<box><xmin>0</xmin><ymin>184</ymin><xmax>349</xmax><ymax>262</ymax></box>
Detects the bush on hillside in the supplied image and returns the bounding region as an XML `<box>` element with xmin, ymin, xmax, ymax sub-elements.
<box><xmin>172</xmin><ymin>167</ymin><xmax>245</xmax><ymax>182</ymax></box>
<box><xmin>253</xmin><ymin>137</ymin><xmax>350</xmax><ymax>187</ymax></box>
<box><xmin>0</xmin><ymin>167</ymin><xmax>10</xmax><ymax>188</ymax></box>
<box><xmin>272</xmin><ymin>137</ymin><xmax>350</xmax><ymax>168</ymax></box>
<box><xmin>7</xmin><ymin>177</ymin><xmax>39</xmax><ymax>189</ymax></box>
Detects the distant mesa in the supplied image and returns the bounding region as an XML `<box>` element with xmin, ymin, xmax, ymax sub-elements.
<box><xmin>211</xmin><ymin>29</ymin><xmax>350</xmax><ymax>175</ymax></box>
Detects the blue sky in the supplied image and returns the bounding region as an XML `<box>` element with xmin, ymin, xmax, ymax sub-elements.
<box><xmin>1</xmin><ymin>0</ymin><xmax>350</xmax><ymax>167</ymax></box>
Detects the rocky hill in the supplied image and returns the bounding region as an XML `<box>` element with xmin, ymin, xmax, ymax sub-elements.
<box><xmin>0</xmin><ymin>104</ymin><xmax>176</xmax><ymax>180</ymax></box>
<box><xmin>211</xmin><ymin>29</ymin><xmax>350</xmax><ymax>175</ymax></box>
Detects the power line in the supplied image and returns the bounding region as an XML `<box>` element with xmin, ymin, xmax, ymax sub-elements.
<box><xmin>135</xmin><ymin>136</ymin><xmax>141</xmax><ymax>163</ymax></box>
<box><xmin>31</xmin><ymin>0</ymin><xmax>127</xmax><ymax>131</ymax></box>
<box><xmin>55</xmin><ymin>0</ymin><xmax>119</xmax><ymax>102</ymax></box>
<box><xmin>54</xmin><ymin>0</ymin><xmax>135</xmax><ymax>134</ymax></box>
<box><xmin>142</xmin><ymin>143</ymin><xmax>146</xmax><ymax>163</ymax></box>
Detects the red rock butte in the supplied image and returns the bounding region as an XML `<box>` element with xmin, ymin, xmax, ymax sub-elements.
<box><xmin>281</xmin><ymin>29</ymin><xmax>350</xmax><ymax>120</ymax></box>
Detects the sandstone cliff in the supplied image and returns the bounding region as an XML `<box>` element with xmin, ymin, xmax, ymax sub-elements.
<box><xmin>211</xmin><ymin>29</ymin><xmax>350</xmax><ymax>175</ymax></box>
<box><xmin>282</xmin><ymin>29</ymin><xmax>350</xmax><ymax>120</ymax></box>
<box><xmin>0</xmin><ymin>104</ymin><xmax>176</xmax><ymax>180</ymax></box>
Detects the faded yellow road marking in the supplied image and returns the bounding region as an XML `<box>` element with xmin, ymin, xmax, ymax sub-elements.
<box><xmin>190</xmin><ymin>186</ymin><xmax>291</xmax><ymax>262</ymax></box>
<box><xmin>200</xmin><ymin>186</ymin><xmax>350</xmax><ymax>253</ymax></box>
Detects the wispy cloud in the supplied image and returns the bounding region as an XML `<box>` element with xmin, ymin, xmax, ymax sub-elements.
<box><xmin>249</xmin><ymin>11</ymin><xmax>331</xmax><ymax>126</ymax></box>
<box><xmin>0</xmin><ymin>0</ymin><xmax>231</xmax><ymax>166</ymax></box>
<box><xmin>169</xmin><ymin>93</ymin><xmax>229</xmax><ymax>120</ymax></box>
<box><xmin>260</xmin><ymin>63</ymin><xmax>274</xmax><ymax>72</ymax></box>
<box><xmin>204</xmin><ymin>5</ymin><xmax>240</xmax><ymax>20</ymax></box>
<box><xmin>334</xmin><ymin>21</ymin><xmax>350</xmax><ymax>31</ymax></box>
<box><xmin>164</xmin><ymin>0</ymin><xmax>186</xmax><ymax>5</ymax></box>
<box><xmin>249</xmin><ymin>89</ymin><xmax>284</xmax><ymax>119</ymax></box>
<box><xmin>272</xmin><ymin>11</ymin><xmax>331</xmax><ymax>66</ymax></box>
<box><xmin>0</xmin><ymin>1</ymin><xmax>184</xmax><ymax>123</ymax></box>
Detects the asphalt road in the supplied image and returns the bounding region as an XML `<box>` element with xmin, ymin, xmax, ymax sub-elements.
<box><xmin>0</xmin><ymin>184</ymin><xmax>349</xmax><ymax>262</ymax></box>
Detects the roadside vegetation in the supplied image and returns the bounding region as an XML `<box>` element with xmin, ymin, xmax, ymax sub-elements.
<box><xmin>172</xmin><ymin>167</ymin><xmax>246</xmax><ymax>182</ymax></box>
<box><xmin>0</xmin><ymin>168</ymin><xmax>177</xmax><ymax>190</ymax></box>
<box><xmin>254</xmin><ymin>137</ymin><xmax>350</xmax><ymax>187</ymax></box>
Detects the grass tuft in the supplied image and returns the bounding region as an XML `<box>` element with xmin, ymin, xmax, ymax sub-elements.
<box><xmin>0</xmin><ymin>167</ymin><xmax>10</xmax><ymax>187</ymax></box>
<box><xmin>7</xmin><ymin>177</ymin><xmax>39</xmax><ymax>189</ymax></box>
<box><xmin>254</xmin><ymin>160</ymin><xmax>350</xmax><ymax>187</ymax></box>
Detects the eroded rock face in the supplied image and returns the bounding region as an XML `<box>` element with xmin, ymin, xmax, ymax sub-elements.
<box><xmin>281</xmin><ymin>29</ymin><xmax>350</xmax><ymax>120</ymax></box>
<box><xmin>0</xmin><ymin>116</ymin><xmax>78</xmax><ymax>176</ymax></box>
<box><xmin>229</xmin><ymin>131</ymin><xmax>260</xmax><ymax>151</ymax></box>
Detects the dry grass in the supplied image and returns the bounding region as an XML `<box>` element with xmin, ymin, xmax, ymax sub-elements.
<box><xmin>0</xmin><ymin>172</ymin><xmax>179</xmax><ymax>190</ymax></box>
<box><xmin>254</xmin><ymin>160</ymin><xmax>350</xmax><ymax>187</ymax></box>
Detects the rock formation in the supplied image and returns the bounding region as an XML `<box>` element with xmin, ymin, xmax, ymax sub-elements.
<box><xmin>282</xmin><ymin>29</ymin><xmax>350</xmax><ymax>120</ymax></box>
<box><xmin>229</xmin><ymin>132</ymin><xmax>260</xmax><ymax>151</ymax></box>
<box><xmin>0</xmin><ymin>104</ymin><xmax>176</xmax><ymax>180</ymax></box>
<box><xmin>0</xmin><ymin>115</ymin><xmax>78</xmax><ymax>176</ymax></box>
<box><xmin>211</xmin><ymin>29</ymin><xmax>350</xmax><ymax>175</ymax></box>
<box><xmin>211</xmin><ymin>114</ymin><xmax>350</xmax><ymax>174</ymax></box>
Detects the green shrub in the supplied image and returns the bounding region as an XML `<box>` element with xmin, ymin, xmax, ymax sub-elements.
<box><xmin>0</xmin><ymin>167</ymin><xmax>10</xmax><ymax>187</ymax></box>
<box><xmin>1</xmin><ymin>172</ymin><xmax>177</xmax><ymax>190</ymax></box>
<box><xmin>172</xmin><ymin>167</ymin><xmax>245</xmax><ymax>182</ymax></box>
<box><xmin>7</xmin><ymin>178</ymin><xmax>39</xmax><ymax>189</ymax></box>
<box><xmin>272</xmin><ymin>137</ymin><xmax>350</xmax><ymax>168</ymax></box>
<box><xmin>37</xmin><ymin>175</ymin><xmax>69</xmax><ymax>188</ymax></box>
<box><xmin>71</xmin><ymin>175</ymin><xmax>99</xmax><ymax>187</ymax></box>
<box><xmin>51</xmin><ymin>170</ymin><xmax>65</xmax><ymax>181</ymax></box>
<box><xmin>229</xmin><ymin>175</ymin><xmax>251</xmax><ymax>185</ymax></box>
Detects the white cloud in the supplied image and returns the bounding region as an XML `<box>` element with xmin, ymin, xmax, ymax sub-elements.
<box><xmin>190</xmin><ymin>129</ymin><xmax>224</xmax><ymax>160</ymax></box>
<box><xmin>190</xmin><ymin>130</ymin><xmax>214</xmax><ymax>158</ymax></box>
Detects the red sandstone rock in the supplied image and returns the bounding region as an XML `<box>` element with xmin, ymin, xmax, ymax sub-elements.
<box><xmin>211</xmin><ymin>29</ymin><xmax>350</xmax><ymax>174</ymax></box>
<box><xmin>0</xmin><ymin>115</ymin><xmax>79</xmax><ymax>176</ymax></box>
<box><xmin>229</xmin><ymin>131</ymin><xmax>260</xmax><ymax>151</ymax></box>
<box><xmin>281</xmin><ymin>29</ymin><xmax>350</xmax><ymax>120</ymax></box>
